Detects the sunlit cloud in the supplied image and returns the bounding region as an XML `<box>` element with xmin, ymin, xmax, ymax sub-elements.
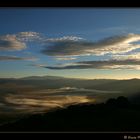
<box><xmin>42</xmin><ymin>33</ymin><xmax>140</xmax><ymax>56</ymax></box>
<box><xmin>0</xmin><ymin>31</ymin><xmax>41</xmax><ymax>51</ymax></box>
<box><xmin>103</xmin><ymin>65</ymin><xmax>140</xmax><ymax>70</ymax></box>
<box><xmin>1</xmin><ymin>85</ymin><xmax>121</xmax><ymax>115</ymax></box>
<box><xmin>55</xmin><ymin>57</ymin><xmax>77</xmax><ymax>60</ymax></box>
<box><xmin>1</xmin><ymin>32</ymin><xmax>140</xmax><ymax>57</ymax></box>
<box><xmin>112</xmin><ymin>52</ymin><xmax>140</xmax><ymax>61</ymax></box>
<box><xmin>4</xmin><ymin>93</ymin><xmax>91</xmax><ymax>114</ymax></box>
<box><xmin>0</xmin><ymin>34</ymin><xmax>26</xmax><ymax>51</ymax></box>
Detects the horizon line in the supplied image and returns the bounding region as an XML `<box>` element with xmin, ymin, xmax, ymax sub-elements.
<box><xmin>0</xmin><ymin>75</ymin><xmax>140</xmax><ymax>80</ymax></box>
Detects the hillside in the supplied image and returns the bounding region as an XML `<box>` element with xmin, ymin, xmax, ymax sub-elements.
<box><xmin>0</xmin><ymin>76</ymin><xmax>140</xmax><ymax>129</ymax></box>
<box><xmin>0</xmin><ymin>96</ymin><xmax>140</xmax><ymax>132</ymax></box>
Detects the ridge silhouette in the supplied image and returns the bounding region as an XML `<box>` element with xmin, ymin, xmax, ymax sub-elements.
<box><xmin>0</xmin><ymin>96</ymin><xmax>140</xmax><ymax>132</ymax></box>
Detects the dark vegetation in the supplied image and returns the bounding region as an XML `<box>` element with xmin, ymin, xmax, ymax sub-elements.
<box><xmin>0</xmin><ymin>96</ymin><xmax>140</xmax><ymax>132</ymax></box>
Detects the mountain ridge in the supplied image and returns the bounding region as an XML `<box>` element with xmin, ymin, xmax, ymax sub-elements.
<box><xmin>0</xmin><ymin>75</ymin><xmax>140</xmax><ymax>81</ymax></box>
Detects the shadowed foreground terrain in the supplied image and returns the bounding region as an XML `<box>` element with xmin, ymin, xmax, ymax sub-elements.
<box><xmin>0</xmin><ymin>96</ymin><xmax>140</xmax><ymax>132</ymax></box>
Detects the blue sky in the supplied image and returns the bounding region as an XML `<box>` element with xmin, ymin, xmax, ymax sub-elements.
<box><xmin>1</xmin><ymin>8</ymin><xmax>140</xmax><ymax>79</ymax></box>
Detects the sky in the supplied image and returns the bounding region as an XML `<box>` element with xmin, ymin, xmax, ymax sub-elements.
<box><xmin>1</xmin><ymin>8</ymin><xmax>140</xmax><ymax>79</ymax></box>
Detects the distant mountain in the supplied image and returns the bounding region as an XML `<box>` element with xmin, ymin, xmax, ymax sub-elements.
<box><xmin>87</xmin><ymin>78</ymin><xmax>140</xmax><ymax>94</ymax></box>
<box><xmin>20</xmin><ymin>75</ymin><xmax>66</xmax><ymax>80</ymax></box>
<box><xmin>0</xmin><ymin>76</ymin><xmax>140</xmax><ymax>93</ymax></box>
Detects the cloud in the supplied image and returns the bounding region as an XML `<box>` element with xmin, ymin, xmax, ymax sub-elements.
<box><xmin>0</xmin><ymin>32</ymin><xmax>41</xmax><ymax>51</ymax></box>
<box><xmin>47</xmin><ymin>87</ymin><xmax>122</xmax><ymax>96</ymax></box>
<box><xmin>42</xmin><ymin>33</ymin><xmax>140</xmax><ymax>56</ymax></box>
<box><xmin>30</xmin><ymin>64</ymin><xmax>47</xmax><ymax>67</ymax></box>
<box><xmin>4</xmin><ymin>93</ymin><xmax>90</xmax><ymax>114</ymax></box>
<box><xmin>16</xmin><ymin>31</ymin><xmax>41</xmax><ymax>42</ymax></box>
<box><xmin>3</xmin><ymin>86</ymin><xmax>119</xmax><ymax>114</ymax></box>
<box><xmin>0</xmin><ymin>34</ymin><xmax>26</xmax><ymax>51</ymax></box>
<box><xmin>0</xmin><ymin>56</ymin><xmax>38</xmax><ymax>61</ymax></box>
<box><xmin>2</xmin><ymin>32</ymin><xmax>140</xmax><ymax>58</ymax></box>
<box><xmin>55</xmin><ymin>57</ymin><xmax>77</xmax><ymax>60</ymax></box>
<box><xmin>2</xmin><ymin>85</ymin><xmax>122</xmax><ymax>115</ymax></box>
<box><xmin>36</xmin><ymin>59</ymin><xmax>140</xmax><ymax>70</ymax></box>
<box><xmin>112</xmin><ymin>52</ymin><xmax>140</xmax><ymax>61</ymax></box>
<box><xmin>103</xmin><ymin>65</ymin><xmax>140</xmax><ymax>70</ymax></box>
<box><xmin>46</xmin><ymin>36</ymin><xmax>83</xmax><ymax>42</ymax></box>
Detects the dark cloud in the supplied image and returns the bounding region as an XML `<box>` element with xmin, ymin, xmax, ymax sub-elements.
<box><xmin>1</xmin><ymin>32</ymin><xmax>140</xmax><ymax>57</ymax></box>
<box><xmin>38</xmin><ymin>59</ymin><xmax>140</xmax><ymax>70</ymax></box>
<box><xmin>41</xmin><ymin>33</ymin><xmax>140</xmax><ymax>56</ymax></box>
<box><xmin>0</xmin><ymin>56</ymin><xmax>37</xmax><ymax>61</ymax></box>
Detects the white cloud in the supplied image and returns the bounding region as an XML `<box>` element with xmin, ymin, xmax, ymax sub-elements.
<box><xmin>16</xmin><ymin>31</ymin><xmax>41</xmax><ymax>42</ymax></box>
<box><xmin>55</xmin><ymin>57</ymin><xmax>77</xmax><ymax>60</ymax></box>
<box><xmin>46</xmin><ymin>36</ymin><xmax>83</xmax><ymax>42</ymax></box>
